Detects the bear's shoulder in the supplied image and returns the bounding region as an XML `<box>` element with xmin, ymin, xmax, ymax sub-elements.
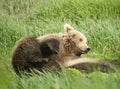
<box><xmin>36</xmin><ymin>33</ymin><xmax>64</xmax><ymax>43</ymax></box>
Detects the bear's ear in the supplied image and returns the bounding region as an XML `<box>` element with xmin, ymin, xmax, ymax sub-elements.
<box><xmin>64</xmin><ymin>24</ymin><xmax>74</xmax><ymax>33</ymax></box>
<box><xmin>40</xmin><ymin>38</ymin><xmax>60</xmax><ymax>58</ymax></box>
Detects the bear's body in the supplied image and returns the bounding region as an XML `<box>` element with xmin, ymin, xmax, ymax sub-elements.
<box><xmin>12</xmin><ymin>24</ymin><xmax>90</xmax><ymax>74</ymax></box>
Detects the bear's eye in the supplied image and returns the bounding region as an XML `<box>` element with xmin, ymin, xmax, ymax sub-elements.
<box><xmin>79</xmin><ymin>38</ymin><xmax>83</xmax><ymax>42</ymax></box>
<box><xmin>72</xmin><ymin>34</ymin><xmax>76</xmax><ymax>38</ymax></box>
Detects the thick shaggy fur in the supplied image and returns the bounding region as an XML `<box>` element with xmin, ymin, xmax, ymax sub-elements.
<box><xmin>12</xmin><ymin>24</ymin><xmax>119</xmax><ymax>74</ymax></box>
<box><xmin>12</xmin><ymin>24</ymin><xmax>91</xmax><ymax>74</ymax></box>
<box><xmin>12</xmin><ymin>36</ymin><xmax>60</xmax><ymax>74</ymax></box>
<box><xmin>36</xmin><ymin>24</ymin><xmax>90</xmax><ymax>70</ymax></box>
<box><xmin>36</xmin><ymin>24</ymin><xmax>117</xmax><ymax>73</ymax></box>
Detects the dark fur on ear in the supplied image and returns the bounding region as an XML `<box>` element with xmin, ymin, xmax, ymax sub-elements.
<box><xmin>40</xmin><ymin>38</ymin><xmax>60</xmax><ymax>58</ymax></box>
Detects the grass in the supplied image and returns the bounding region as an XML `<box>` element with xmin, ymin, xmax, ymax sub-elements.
<box><xmin>0</xmin><ymin>0</ymin><xmax>120</xmax><ymax>89</ymax></box>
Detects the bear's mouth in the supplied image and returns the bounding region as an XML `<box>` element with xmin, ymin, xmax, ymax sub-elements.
<box><xmin>75</xmin><ymin>52</ymin><xmax>82</xmax><ymax>57</ymax></box>
<box><xmin>75</xmin><ymin>49</ymin><xmax>89</xmax><ymax>57</ymax></box>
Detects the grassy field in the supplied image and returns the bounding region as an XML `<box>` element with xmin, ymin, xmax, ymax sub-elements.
<box><xmin>0</xmin><ymin>0</ymin><xmax>120</xmax><ymax>89</ymax></box>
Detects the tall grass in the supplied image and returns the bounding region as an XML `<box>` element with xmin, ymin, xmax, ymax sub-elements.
<box><xmin>0</xmin><ymin>0</ymin><xmax>120</xmax><ymax>89</ymax></box>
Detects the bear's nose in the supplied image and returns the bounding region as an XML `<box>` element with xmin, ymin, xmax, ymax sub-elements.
<box><xmin>86</xmin><ymin>48</ymin><xmax>90</xmax><ymax>52</ymax></box>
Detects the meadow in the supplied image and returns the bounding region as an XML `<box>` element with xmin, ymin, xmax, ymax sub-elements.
<box><xmin>0</xmin><ymin>0</ymin><xmax>120</xmax><ymax>89</ymax></box>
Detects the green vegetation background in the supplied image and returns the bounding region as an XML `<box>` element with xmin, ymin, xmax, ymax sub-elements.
<box><xmin>0</xmin><ymin>0</ymin><xmax>120</xmax><ymax>89</ymax></box>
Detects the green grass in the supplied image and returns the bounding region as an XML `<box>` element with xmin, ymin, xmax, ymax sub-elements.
<box><xmin>0</xmin><ymin>0</ymin><xmax>120</xmax><ymax>89</ymax></box>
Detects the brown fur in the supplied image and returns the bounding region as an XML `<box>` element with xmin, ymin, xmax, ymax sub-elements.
<box><xmin>12</xmin><ymin>36</ymin><xmax>60</xmax><ymax>74</ymax></box>
<box><xmin>35</xmin><ymin>24</ymin><xmax>90</xmax><ymax>70</ymax></box>
<box><xmin>64</xmin><ymin>58</ymin><xmax>115</xmax><ymax>73</ymax></box>
<box><xmin>12</xmin><ymin>24</ymin><xmax>91</xmax><ymax>74</ymax></box>
<box><xmin>12</xmin><ymin>36</ymin><xmax>41</xmax><ymax>74</ymax></box>
<box><xmin>38</xmin><ymin>24</ymin><xmax>116</xmax><ymax>73</ymax></box>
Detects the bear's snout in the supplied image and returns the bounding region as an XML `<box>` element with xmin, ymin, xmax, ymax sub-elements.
<box><xmin>83</xmin><ymin>48</ymin><xmax>90</xmax><ymax>53</ymax></box>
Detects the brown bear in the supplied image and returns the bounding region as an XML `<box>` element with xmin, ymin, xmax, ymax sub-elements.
<box><xmin>12</xmin><ymin>24</ymin><xmax>120</xmax><ymax>74</ymax></box>
<box><xmin>12</xmin><ymin>24</ymin><xmax>90</xmax><ymax>74</ymax></box>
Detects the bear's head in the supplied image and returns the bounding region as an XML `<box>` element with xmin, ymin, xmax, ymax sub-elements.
<box><xmin>63</xmin><ymin>24</ymin><xmax>90</xmax><ymax>57</ymax></box>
